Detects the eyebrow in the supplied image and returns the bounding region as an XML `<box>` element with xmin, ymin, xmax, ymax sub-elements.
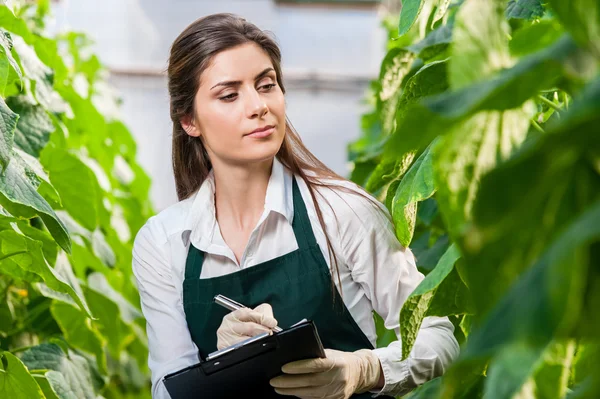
<box><xmin>210</xmin><ymin>67</ymin><xmax>275</xmax><ymax>91</ymax></box>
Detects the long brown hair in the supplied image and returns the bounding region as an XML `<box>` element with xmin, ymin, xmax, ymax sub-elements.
<box><xmin>167</xmin><ymin>13</ymin><xmax>385</xmax><ymax>296</ymax></box>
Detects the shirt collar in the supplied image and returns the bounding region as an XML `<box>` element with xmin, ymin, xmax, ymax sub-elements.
<box><xmin>181</xmin><ymin>157</ymin><xmax>294</xmax><ymax>247</ymax></box>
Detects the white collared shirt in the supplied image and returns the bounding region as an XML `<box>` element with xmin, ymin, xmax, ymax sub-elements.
<box><xmin>132</xmin><ymin>157</ymin><xmax>460</xmax><ymax>398</ymax></box>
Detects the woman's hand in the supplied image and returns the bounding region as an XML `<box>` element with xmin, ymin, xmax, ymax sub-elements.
<box><xmin>269</xmin><ymin>348</ymin><xmax>382</xmax><ymax>399</ymax></box>
<box><xmin>216</xmin><ymin>303</ymin><xmax>278</xmax><ymax>349</ymax></box>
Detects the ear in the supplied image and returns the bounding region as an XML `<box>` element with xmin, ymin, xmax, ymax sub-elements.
<box><xmin>180</xmin><ymin>115</ymin><xmax>201</xmax><ymax>137</ymax></box>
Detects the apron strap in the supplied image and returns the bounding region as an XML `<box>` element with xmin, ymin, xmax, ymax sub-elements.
<box><xmin>291</xmin><ymin>176</ymin><xmax>318</xmax><ymax>250</ymax></box>
<box><xmin>185</xmin><ymin>243</ymin><xmax>204</xmax><ymax>280</ymax></box>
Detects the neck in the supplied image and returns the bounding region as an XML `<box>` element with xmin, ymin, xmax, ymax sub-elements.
<box><xmin>211</xmin><ymin>158</ymin><xmax>273</xmax><ymax>231</ymax></box>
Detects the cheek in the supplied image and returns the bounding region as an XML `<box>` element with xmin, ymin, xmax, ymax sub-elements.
<box><xmin>201</xmin><ymin>105</ymin><xmax>242</xmax><ymax>137</ymax></box>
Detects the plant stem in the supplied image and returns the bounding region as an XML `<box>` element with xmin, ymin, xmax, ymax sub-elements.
<box><xmin>537</xmin><ymin>95</ymin><xmax>562</xmax><ymax>112</ymax></box>
<box><xmin>531</xmin><ymin>119</ymin><xmax>545</xmax><ymax>133</ymax></box>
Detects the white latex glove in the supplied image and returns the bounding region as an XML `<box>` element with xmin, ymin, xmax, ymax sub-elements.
<box><xmin>269</xmin><ymin>348</ymin><xmax>382</xmax><ymax>399</ymax></box>
<box><xmin>216</xmin><ymin>303</ymin><xmax>278</xmax><ymax>350</ymax></box>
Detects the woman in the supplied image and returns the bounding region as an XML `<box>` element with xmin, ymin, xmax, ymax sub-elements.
<box><xmin>132</xmin><ymin>13</ymin><xmax>459</xmax><ymax>399</ymax></box>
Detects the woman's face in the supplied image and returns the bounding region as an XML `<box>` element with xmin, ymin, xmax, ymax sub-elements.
<box><xmin>182</xmin><ymin>42</ymin><xmax>286</xmax><ymax>167</ymax></box>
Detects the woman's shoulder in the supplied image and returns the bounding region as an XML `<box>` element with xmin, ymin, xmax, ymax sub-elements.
<box><xmin>297</xmin><ymin>172</ymin><xmax>393</xmax><ymax>232</ymax></box>
<box><xmin>133</xmin><ymin>193</ymin><xmax>197</xmax><ymax>249</ymax></box>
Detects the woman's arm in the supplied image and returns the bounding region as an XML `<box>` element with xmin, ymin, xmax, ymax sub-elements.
<box><xmin>336</xmin><ymin>191</ymin><xmax>460</xmax><ymax>397</ymax></box>
<box><xmin>132</xmin><ymin>219</ymin><xmax>199</xmax><ymax>399</ymax></box>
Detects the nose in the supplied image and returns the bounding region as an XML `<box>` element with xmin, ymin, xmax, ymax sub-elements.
<box><xmin>246</xmin><ymin>88</ymin><xmax>269</xmax><ymax>119</ymax></box>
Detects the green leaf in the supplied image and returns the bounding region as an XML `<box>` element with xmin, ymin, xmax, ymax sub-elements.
<box><xmin>0</xmin><ymin>230</ymin><xmax>91</xmax><ymax>317</ymax></box>
<box><xmin>11</xmin><ymin>35</ymin><xmax>58</xmax><ymax>110</ymax></box>
<box><xmin>450</xmin><ymin>0</ymin><xmax>513</xmax><ymax>89</ymax></box>
<box><xmin>399</xmin><ymin>0</ymin><xmax>425</xmax><ymax>36</ymax></box>
<box><xmin>383</xmin><ymin>36</ymin><xmax>576</xmax><ymax>162</ymax></box>
<box><xmin>399</xmin><ymin>244</ymin><xmax>461</xmax><ymax>358</ymax></box>
<box><xmin>41</xmin><ymin>146</ymin><xmax>99</xmax><ymax>231</ymax></box>
<box><xmin>392</xmin><ymin>140</ymin><xmax>436</xmax><ymax>247</ymax></box>
<box><xmin>509</xmin><ymin>19</ymin><xmax>564</xmax><ymax>57</ymax></box>
<box><xmin>397</xmin><ymin>59</ymin><xmax>449</xmax><ymax>122</ymax></box>
<box><xmin>15</xmin><ymin>148</ymin><xmax>61</xmax><ymax>208</ymax></box>
<box><xmin>0</xmin><ymin>95</ymin><xmax>18</xmax><ymax>171</ymax></box>
<box><xmin>461</xmin><ymin>200</ymin><xmax>600</xmax><ymax>362</ymax></box>
<box><xmin>0</xmin><ymin>151</ymin><xmax>71</xmax><ymax>252</ymax></box>
<box><xmin>432</xmin><ymin>0</ymin><xmax>452</xmax><ymax>26</ymax></box>
<box><xmin>484</xmin><ymin>342</ymin><xmax>545</xmax><ymax>399</ymax></box>
<box><xmin>50</xmin><ymin>301</ymin><xmax>107</xmax><ymax>375</ymax></box>
<box><xmin>377</xmin><ymin>48</ymin><xmax>416</xmax><ymax>135</ymax></box>
<box><xmin>0</xmin><ymin>351</ymin><xmax>44</xmax><ymax>399</ymax></box>
<box><xmin>462</xmin><ymin>78</ymin><xmax>600</xmax><ymax>314</ymax></box>
<box><xmin>0</xmin><ymin>31</ymin><xmax>23</xmax><ymax>85</ymax></box>
<box><xmin>546</xmin><ymin>0</ymin><xmax>600</xmax><ymax>57</ymax></box>
<box><xmin>407</xmin><ymin>23</ymin><xmax>453</xmax><ymax>61</ymax></box>
<box><xmin>533</xmin><ymin>340</ymin><xmax>576</xmax><ymax>399</ymax></box>
<box><xmin>12</xmin><ymin>218</ymin><xmax>59</xmax><ymax>265</ymax></box>
<box><xmin>20</xmin><ymin>343</ymin><xmax>97</xmax><ymax>399</ymax></box>
<box><xmin>404</xmin><ymin>377</ymin><xmax>442</xmax><ymax>398</ymax></box>
<box><xmin>0</xmin><ymin>5</ymin><xmax>34</xmax><ymax>42</ymax></box>
<box><xmin>87</xmin><ymin>272</ymin><xmax>141</xmax><ymax>323</ymax></box>
<box><xmin>505</xmin><ymin>0</ymin><xmax>545</xmax><ymax>20</ymax></box>
<box><xmin>84</xmin><ymin>286</ymin><xmax>134</xmax><ymax>358</ymax></box>
<box><xmin>433</xmin><ymin>106</ymin><xmax>532</xmax><ymax>237</ymax></box>
<box><xmin>6</xmin><ymin>95</ymin><xmax>54</xmax><ymax>158</ymax></box>
<box><xmin>427</xmin><ymin>36</ymin><xmax>577</xmax><ymax>117</ymax></box>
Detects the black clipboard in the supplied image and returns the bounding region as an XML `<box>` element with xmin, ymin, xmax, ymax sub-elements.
<box><xmin>163</xmin><ymin>320</ymin><xmax>325</xmax><ymax>398</ymax></box>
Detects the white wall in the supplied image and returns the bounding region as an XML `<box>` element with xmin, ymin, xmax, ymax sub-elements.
<box><xmin>50</xmin><ymin>0</ymin><xmax>386</xmax><ymax>210</ymax></box>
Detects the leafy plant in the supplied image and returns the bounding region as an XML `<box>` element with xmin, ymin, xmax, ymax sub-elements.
<box><xmin>352</xmin><ymin>0</ymin><xmax>600</xmax><ymax>397</ymax></box>
<box><xmin>0</xmin><ymin>1</ymin><xmax>153</xmax><ymax>398</ymax></box>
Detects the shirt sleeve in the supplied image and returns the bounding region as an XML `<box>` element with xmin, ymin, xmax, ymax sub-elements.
<box><xmin>333</xmin><ymin>188</ymin><xmax>460</xmax><ymax>397</ymax></box>
<box><xmin>132</xmin><ymin>219</ymin><xmax>199</xmax><ymax>399</ymax></box>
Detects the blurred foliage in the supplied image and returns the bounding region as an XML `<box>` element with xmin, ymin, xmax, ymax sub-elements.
<box><xmin>355</xmin><ymin>0</ymin><xmax>600</xmax><ymax>397</ymax></box>
<box><xmin>0</xmin><ymin>0</ymin><xmax>153</xmax><ymax>398</ymax></box>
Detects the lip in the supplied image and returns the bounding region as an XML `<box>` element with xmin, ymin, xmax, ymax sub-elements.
<box><xmin>245</xmin><ymin>125</ymin><xmax>275</xmax><ymax>138</ymax></box>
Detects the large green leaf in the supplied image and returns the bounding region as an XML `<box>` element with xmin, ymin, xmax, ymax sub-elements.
<box><xmin>7</xmin><ymin>95</ymin><xmax>54</xmax><ymax>158</ymax></box>
<box><xmin>483</xmin><ymin>342</ymin><xmax>545</xmax><ymax>399</ymax></box>
<box><xmin>425</xmin><ymin>36</ymin><xmax>577</xmax><ymax>117</ymax></box>
<box><xmin>460</xmin><ymin>200</ymin><xmax>600</xmax><ymax>362</ymax></box>
<box><xmin>461</xmin><ymin>78</ymin><xmax>600</xmax><ymax>313</ymax></box>
<box><xmin>547</xmin><ymin>0</ymin><xmax>600</xmax><ymax>57</ymax></box>
<box><xmin>399</xmin><ymin>244</ymin><xmax>466</xmax><ymax>358</ymax></box>
<box><xmin>41</xmin><ymin>146</ymin><xmax>99</xmax><ymax>231</ymax></box>
<box><xmin>505</xmin><ymin>0</ymin><xmax>545</xmax><ymax>20</ymax></box>
<box><xmin>84</xmin><ymin>286</ymin><xmax>134</xmax><ymax>358</ymax></box>
<box><xmin>0</xmin><ymin>351</ymin><xmax>44</xmax><ymax>399</ymax></box>
<box><xmin>450</xmin><ymin>0</ymin><xmax>513</xmax><ymax>89</ymax></box>
<box><xmin>383</xmin><ymin>35</ymin><xmax>576</xmax><ymax>162</ymax></box>
<box><xmin>391</xmin><ymin>140</ymin><xmax>437</xmax><ymax>247</ymax></box>
<box><xmin>50</xmin><ymin>301</ymin><xmax>106</xmax><ymax>375</ymax></box>
<box><xmin>399</xmin><ymin>0</ymin><xmax>425</xmax><ymax>36</ymax></box>
<box><xmin>0</xmin><ymin>230</ymin><xmax>90</xmax><ymax>317</ymax></box>
<box><xmin>433</xmin><ymin>106</ymin><xmax>532</xmax><ymax>237</ymax></box>
<box><xmin>0</xmin><ymin>94</ymin><xmax>18</xmax><ymax>170</ymax></box>
<box><xmin>0</xmin><ymin>151</ymin><xmax>70</xmax><ymax>252</ymax></box>
<box><xmin>509</xmin><ymin>19</ymin><xmax>564</xmax><ymax>56</ymax></box>
<box><xmin>20</xmin><ymin>343</ymin><xmax>97</xmax><ymax>399</ymax></box>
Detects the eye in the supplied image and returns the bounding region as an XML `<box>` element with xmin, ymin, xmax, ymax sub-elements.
<box><xmin>260</xmin><ymin>83</ymin><xmax>277</xmax><ymax>91</ymax></box>
<box><xmin>219</xmin><ymin>93</ymin><xmax>238</xmax><ymax>101</ymax></box>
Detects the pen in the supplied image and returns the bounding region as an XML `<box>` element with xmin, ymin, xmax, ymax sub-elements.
<box><xmin>214</xmin><ymin>294</ymin><xmax>283</xmax><ymax>333</ymax></box>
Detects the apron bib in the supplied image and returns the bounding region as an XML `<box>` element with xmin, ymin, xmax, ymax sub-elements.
<box><xmin>183</xmin><ymin>177</ymin><xmax>392</xmax><ymax>398</ymax></box>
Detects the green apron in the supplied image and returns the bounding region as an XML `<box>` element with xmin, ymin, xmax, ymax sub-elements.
<box><xmin>183</xmin><ymin>177</ymin><xmax>392</xmax><ymax>398</ymax></box>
